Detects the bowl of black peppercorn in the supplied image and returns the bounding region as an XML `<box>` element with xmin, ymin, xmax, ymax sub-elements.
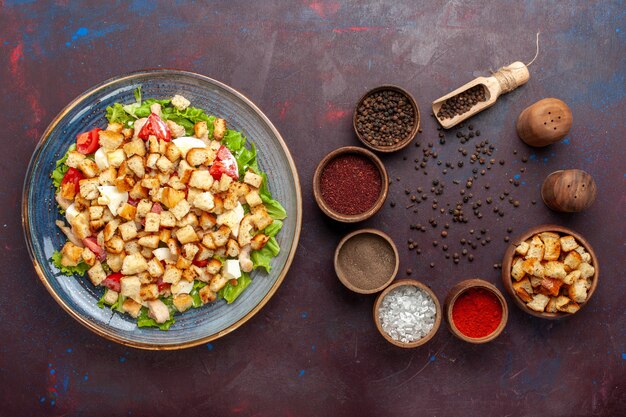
<box><xmin>353</xmin><ymin>85</ymin><xmax>420</xmax><ymax>153</ymax></box>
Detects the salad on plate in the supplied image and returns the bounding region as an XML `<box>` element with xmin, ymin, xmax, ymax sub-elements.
<box><xmin>50</xmin><ymin>88</ymin><xmax>286</xmax><ymax>330</ymax></box>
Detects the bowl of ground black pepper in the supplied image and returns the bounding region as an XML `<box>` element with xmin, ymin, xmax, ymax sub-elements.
<box><xmin>313</xmin><ymin>146</ymin><xmax>388</xmax><ymax>222</ymax></box>
<box><xmin>353</xmin><ymin>85</ymin><xmax>420</xmax><ymax>152</ymax></box>
<box><xmin>334</xmin><ymin>229</ymin><xmax>399</xmax><ymax>294</ymax></box>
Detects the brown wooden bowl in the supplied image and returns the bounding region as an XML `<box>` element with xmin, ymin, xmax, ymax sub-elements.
<box><xmin>501</xmin><ymin>224</ymin><xmax>599</xmax><ymax>319</ymax></box>
<box><xmin>334</xmin><ymin>229</ymin><xmax>399</xmax><ymax>294</ymax></box>
<box><xmin>373</xmin><ymin>279</ymin><xmax>442</xmax><ymax>348</ymax></box>
<box><xmin>353</xmin><ymin>85</ymin><xmax>420</xmax><ymax>153</ymax></box>
<box><xmin>313</xmin><ymin>146</ymin><xmax>389</xmax><ymax>223</ymax></box>
<box><xmin>444</xmin><ymin>279</ymin><xmax>508</xmax><ymax>344</ymax></box>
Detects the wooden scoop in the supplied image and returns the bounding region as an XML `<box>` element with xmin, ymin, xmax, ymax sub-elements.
<box><xmin>432</xmin><ymin>61</ymin><xmax>530</xmax><ymax>129</ymax></box>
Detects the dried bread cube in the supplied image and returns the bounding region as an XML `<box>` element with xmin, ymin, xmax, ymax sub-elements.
<box><xmin>526</xmin><ymin>294</ymin><xmax>550</xmax><ymax>312</ymax></box>
<box><xmin>563</xmin><ymin>251</ymin><xmax>582</xmax><ymax>271</ymax></box>
<box><xmin>522</xmin><ymin>258</ymin><xmax>544</xmax><ymax>278</ymax></box>
<box><xmin>545</xmin><ymin>297</ymin><xmax>559</xmax><ymax>313</ymax></box>
<box><xmin>186</xmin><ymin>148</ymin><xmax>210</xmax><ymax>167</ymax></box>
<box><xmin>170</xmin><ymin>199</ymin><xmax>191</xmax><ymax>221</ymax></box>
<box><xmin>540</xmin><ymin>277</ymin><xmax>563</xmax><ymax>296</ymax></box>
<box><xmin>544</xmin><ymin>261</ymin><xmax>567</xmax><ymax>280</ymax></box>
<box><xmin>176</xmin><ymin>224</ymin><xmax>199</xmax><ymax>244</ymax></box>
<box><xmin>165</xmin><ymin>142</ymin><xmax>182</xmax><ymax>162</ymax></box>
<box><xmin>542</xmin><ymin>236</ymin><xmax>561</xmax><ymax>261</ymax></box>
<box><xmin>60</xmin><ymin>242</ymin><xmax>83</xmax><ymax>267</ymax></box>
<box><xmin>78</xmin><ymin>158</ymin><xmax>99</xmax><ymax>178</ymax></box>
<box><xmin>147</xmin><ymin>257</ymin><xmax>165</xmax><ymax>278</ymax></box>
<box><xmin>243</xmin><ymin>171</ymin><xmax>263</xmax><ymax>189</ymax></box>
<box><xmin>515</xmin><ymin>241</ymin><xmax>530</xmax><ymax>257</ymax></box>
<box><xmin>160</xmin><ymin>211</ymin><xmax>177</xmax><ymax>228</ymax></box>
<box><xmin>209</xmin><ymin>273</ymin><xmax>229</xmax><ymax>292</ymax></box>
<box><xmin>512</xmin><ymin>277</ymin><xmax>533</xmax><ymax>302</ymax></box>
<box><xmin>161</xmin><ymin>187</ymin><xmax>185</xmax><ymax>209</ymax></box>
<box><xmin>578</xmin><ymin>262</ymin><xmax>595</xmax><ymax>279</ymax></box>
<box><xmin>118</xmin><ymin>220</ymin><xmax>138</xmax><ymax>241</ymax></box>
<box><xmin>173</xmin><ymin>294</ymin><xmax>194</xmax><ymax>312</ymax></box>
<box><xmin>189</xmin><ymin>170</ymin><xmax>213</xmax><ymax>190</ymax></box>
<box><xmin>121</xmin><ymin>253</ymin><xmax>148</xmax><ymax>275</ymax></box>
<box><xmin>89</xmin><ymin>205</ymin><xmax>104</xmax><ymax>220</ymax></box>
<box><xmin>162</xmin><ymin>265</ymin><xmax>182</xmax><ymax>284</ymax></box>
<box><xmin>106</xmin><ymin>253</ymin><xmax>125</xmax><ymax>273</ymax></box>
<box><xmin>136</xmin><ymin>199</ymin><xmax>152</xmax><ymax>218</ymax></box>
<box><xmin>192</xmin><ymin>192</ymin><xmax>215</xmax><ymax>212</ymax></box>
<box><xmin>559</xmin><ymin>235</ymin><xmax>579</xmax><ymax>252</ymax></box>
<box><xmin>568</xmin><ymin>280</ymin><xmax>588</xmax><ymax>303</ymax></box>
<box><xmin>529</xmin><ymin>275</ymin><xmax>543</xmax><ymax>288</ymax></box>
<box><xmin>122</xmin><ymin>298</ymin><xmax>142</xmax><ymax>318</ymax></box>
<box><xmin>139</xmin><ymin>283</ymin><xmax>159</xmax><ymax>301</ymax></box>
<box><xmin>171</xmin><ymin>95</ymin><xmax>190</xmax><ymax>111</ymax></box>
<box><xmin>213</xmin><ymin>118</ymin><xmax>226</xmax><ymax>140</ymax></box>
<box><xmin>123</xmin><ymin>139</ymin><xmax>147</xmax><ymax>158</ymax></box>
<box><xmin>574</xmin><ymin>247</ymin><xmax>591</xmax><ymax>263</ymax></box>
<box><xmin>525</xmin><ymin>236</ymin><xmax>545</xmax><ymax>260</ymax></box>
<box><xmin>144</xmin><ymin>212</ymin><xmax>161</xmax><ymax>233</ymax></box>
<box><xmin>87</xmin><ymin>261</ymin><xmax>107</xmax><ymax>286</ymax></box>
<box><xmin>555</xmin><ymin>296</ymin><xmax>580</xmax><ymax>314</ymax></box>
<box><xmin>563</xmin><ymin>270</ymin><xmax>581</xmax><ymax>285</ymax></box>
<box><xmin>156</xmin><ymin>155</ymin><xmax>174</xmax><ymax>173</ymax></box>
<box><xmin>126</xmin><ymin>155</ymin><xmax>146</xmax><ymax>178</ymax></box>
<box><xmin>511</xmin><ymin>257</ymin><xmax>525</xmax><ymax>281</ymax></box>
<box><xmin>539</xmin><ymin>231</ymin><xmax>560</xmax><ymax>241</ymax></box>
<box><xmin>117</xmin><ymin>203</ymin><xmax>137</xmax><ymax>221</ymax></box>
<box><xmin>70</xmin><ymin>212</ymin><xmax>91</xmax><ymax>240</ymax></box>
<box><xmin>81</xmin><ymin>247</ymin><xmax>96</xmax><ymax>266</ymax></box>
<box><xmin>65</xmin><ymin>151</ymin><xmax>86</xmax><ymax>168</ymax></box>
<box><xmin>194</xmin><ymin>121</ymin><xmax>208</xmax><ymax>140</ymax></box>
<box><xmin>138</xmin><ymin>234</ymin><xmax>160</xmax><ymax>249</ymax></box>
<box><xmin>107</xmin><ymin>149</ymin><xmax>126</xmax><ymax>168</ymax></box>
<box><xmin>121</xmin><ymin>275</ymin><xmax>141</xmax><ymax>301</ymax></box>
<box><xmin>106</xmin><ymin>122</ymin><xmax>124</xmax><ymax>133</ymax></box>
<box><xmin>99</xmin><ymin>130</ymin><xmax>124</xmax><ymax>150</ymax></box>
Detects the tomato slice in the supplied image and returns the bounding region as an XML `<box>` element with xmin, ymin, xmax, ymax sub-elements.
<box><xmin>192</xmin><ymin>259</ymin><xmax>208</xmax><ymax>267</ymax></box>
<box><xmin>61</xmin><ymin>167</ymin><xmax>84</xmax><ymax>194</ymax></box>
<box><xmin>138</xmin><ymin>112</ymin><xmax>171</xmax><ymax>142</ymax></box>
<box><xmin>102</xmin><ymin>273</ymin><xmax>123</xmax><ymax>292</ymax></box>
<box><xmin>209</xmin><ymin>146</ymin><xmax>239</xmax><ymax>180</ymax></box>
<box><xmin>82</xmin><ymin>237</ymin><xmax>107</xmax><ymax>262</ymax></box>
<box><xmin>76</xmin><ymin>128</ymin><xmax>102</xmax><ymax>154</ymax></box>
<box><xmin>157</xmin><ymin>279</ymin><xmax>171</xmax><ymax>294</ymax></box>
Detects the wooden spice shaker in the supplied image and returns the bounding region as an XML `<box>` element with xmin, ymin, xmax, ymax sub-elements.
<box><xmin>516</xmin><ymin>98</ymin><xmax>573</xmax><ymax>146</ymax></box>
<box><xmin>541</xmin><ymin>169</ymin><xmax>597</xmax><ymax>212</ymax></box>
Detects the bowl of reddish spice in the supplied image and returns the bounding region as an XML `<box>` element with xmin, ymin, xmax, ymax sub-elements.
<box><xmin>444</xmin><ymin>279</ymin><xmax>508</xmax><ymax>344</ymax></box>
<box><xmin>313</xmin><ymin>146</ymin><xmax>388</xmax><ymax>222</ymax></box>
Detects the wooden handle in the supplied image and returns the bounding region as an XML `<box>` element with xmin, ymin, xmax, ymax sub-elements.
<box><xmin>493</xmin><ymin>61</ymin><xmax>530</xmax><ymax>94</ymax></box>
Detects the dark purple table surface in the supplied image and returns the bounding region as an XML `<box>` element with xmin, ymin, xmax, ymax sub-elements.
<box><xmin>1</xmin><ymin>1</ymin><xmax>624</xmax><ymax>416</ymax></box>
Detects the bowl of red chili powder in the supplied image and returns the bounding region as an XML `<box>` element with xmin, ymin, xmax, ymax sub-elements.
<box><xmin>444</xmin><ymin>279</ymin><xmax>508</xmax><ymax>344</ymax></box>
<box><xmin>313</xmin><ymin>146</ymin><xmax>388</xmax><ymax>222</ymax></box>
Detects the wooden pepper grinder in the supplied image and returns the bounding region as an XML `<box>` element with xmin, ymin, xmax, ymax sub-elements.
<box><xmin>516</xmin><ymin>98</ymin><xmax>572</xmax><ymax>146</ymax></box>
<box><xmin>541</xmin><ymin>169</ymin><xmax>596</xmax><ymax>212</ymax></box>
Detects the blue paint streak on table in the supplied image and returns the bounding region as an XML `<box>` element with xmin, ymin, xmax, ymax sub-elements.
<box><xmin>0</xmin><ymin>1</ymin><xmax>624</xmax><ymax>416</ymax></box>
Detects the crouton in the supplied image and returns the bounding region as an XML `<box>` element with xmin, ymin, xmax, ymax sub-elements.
<box><xmin>199</xmin><ymin>286</ymin><xmax>217</xmax><ymax>304</ymax></box>
<box><xmin>542</xmin><ymin>236</ymin><xmax>561</xmax><ymax>261</ymax></box>
<box><xmin>555</xmin><ymin>296</ymin><xmax>580</xmax><ymax>314</ymax></box>
<box><xmin>199</xmin><ymin>212</ymin><xmax>217</xmax><ymax>230</ymax></box>
<box><xmin>251</xmin><ymin>205</ymin><xmax>273</xmax><ymax>230</ymax></box>
<box><xmin>123</xmin><ymin>139</ymin><xmax>147</xmax><ymax>158</ymax></box>
<box><xmin>578</xmin><ymin>262</ymin><xmax>595</xmax><ymax>279</ymax></box>
<box><xmin>181</xmin><ymin>243</ymin><xmax>199</xmax><ymax>261</ymax></box>
<box><xmin>189</xmin><ymin>169</ymin><xmax>213</xmax><ymax>190</ymax></box>
<box><xmin>245</xmin><ymin>190</ymin><xmax>263</xmax><ymax>207</ymax></box>
<box><xmin>544</xmin><ymin>261</ymin><xmax>567</xmax><ymax>280</ymax></box>
<box><xmin>213</xmin><ymin>118</ymin><xmax>226</xmax><ymax>140</ymax></box>
<box><xmin>540</xmin><ymin>277</ymin><xmax>563</xmax><ymax>296</ymax></box>
<box><xmin>545</xmin><ymin>297</ymin><xmax>558</xmax><ymax>313</ymax></box>
<box><xmin>175</xmin><ymin>256</ymin><xmax>192</xmax><ymax>270</ymax></box>
<box><xmin>170</xmin><ymin>199</ymin><xmax>191</xmax><ymax>220</ymax></box>
<box><xmin>106</xmin><ymin>253</ymin><xmax>125</xmax><ymax>273</ymax></box>
<box><xmin>176</xmin><ymin>224</ymin><xmax>199</xmax><ymax>244</ymax></box>
<box><xmin>563</xmin><ymin>251</ymin><xmax>582</xmax><ymax>271</ymax></box>
<box><xmin>243</xmin><ymin>171</ymin><xmax>263</xmax><ymax>188</ymax></box>
<box><xmin>124</xmin><ymin>240</ymin><xmax>141</xmax><ymax>255</ymax></box>
<box><xmin>177</xmin><ymin>160</ymin><xmax>195</xmax><ymax>184</ymax></box>
<box><xmin>194</xmin><ymin>121</ymin><xmax>208</xmax><ymax>140</ymax></box>
<box><xmin>81</xmin><ymin>247</ymin><xmax>96</xmax><ymax>266</ymax></box>
<box><xmin>69</xmin><ymin>212</ymin><xmax>91</xmax><ymax>240</ymax></box>
<box><xmin>106</xmin><ymin>149</ymin><xmax>126</xmax><ymax>168</ymax></box>
<box><xmin>88</xmin><ymin>205</ymin><xmax>104</xmax><ymax>220</ymax></box>
<box><xmin>90</xmin><ymin>219</ymin><xmax>106</xmax><ymax>232</ymax></box>
<box><xmin>526</xmin><ymin>236</ymin><xmax>545</xmax><ymax>260</ymax></box>
<box><xmin>103</xmin><ymin>219</ymin><xmax>120</xmax><ymax>241</ymax></box>
<box><xmin>66</xmin><ymin>151</ymin><xmax>86</xmax><ymax>168</ymax></box>
<box><xmin>99</xmin><ymin>130</ymin><xmax>124</xmax><ymax>150</ymax></box>
<box><xmin>563</xmin><ymin>270</ymin><xmax>581</xmax><ymax>286</ymax></box>
<box><xmin>138</xmin><ymin>283</ymin><xmax>158</xmax><ymax>301</ymax></box>
<box><xmin>559</xmin><ymin>235</ymin><xmax>579</xmax><ymax>252</ymax></box>
<box><xmin>186</xmin><ymin>148</ymin><xmax>210</xmax><ymax>167</ymax></box>
<box><xmin>173</xmin><ymin>293</ymin><xmax>193</xmax><ymax>312</ymax></box>
<box><xmin>121</xmin><ymin>253</ymin><xmax>148</xmax><ymax>275</ymax></box>
<box><xmin>251</xmin><ymin>234</ymin><xmax>269</xmax><ymax>251</ymax></box>
<box><xmin>60</xmin><ymin>181</ymin><xmax>77</xmax><ymax>200</ymax></box>
<box><xmin>526</xmin><ymin>294</ymin><xmax>550</xmax><ymax>312</ymax></box>
<box><xmin>529</xmin><ymin>275</ymin><xmax>543</xmax><ymax>288</ymax></box>
<box><xmin>160</xmin><ymin>211</ymin><xmax>177</xmax><ymax>228</ymax></box>
<box><xmin>126</xmin><ymin>155</ymin><xmax>146</xmax><ymax>178</ymax></box>
<box><xmin>539</xmin><ymin>231</ymin><xmax>560</xmax><ymax>241</ymax></box>
<box><xmin>568</xmin><ymin>280</ymin><xmax>588</xmax><ymax>303</ymax></box>
<box><xmin>213</xmin><ymin>174</ymin><xmax>233</xmax><ymax>193</ymax></box>
<box><xmin>140</xmin><ymin>212</ymin><xmax>158</xmax><ymax>233</ymax></box>
<box><xmin>512</xmin><ymin>277</ymin><xmax>533</xmax><ymax>302</ymax></box>
<box><xmin>60</xmin><ymin>242</ymin><xmax>83</xmax><ymax>267</ymax></box>
<box><xmin>138</xmin><ymin>234</ymin><xmax>160</xmax><ymax>249</ymax></box>
<box><xmin>104</xmin><ymin>236</ymin><xmax>124</xmax><ymax>254</ymax></box>
<box><xmin>78</xmin><ymin>158</ymin><xmax>99</xmax><ymax>178</ymax></box>
<box><xmin>118</xmin><ymin>221</ymin><xmax>138</xmax><ymax>241</ymax></box>
<box><xmin>192</xmin><ymin>192</ymin><xmax>215</xmax><ymax>212</ymax></box>
<box><xmin>160</xmin><ymin>187</ymin><xmax>185</xmax><ymax>209</ymax></box>
<box><xmin>87</xmin><ymin>262</ymin><xmax>107</xmax><ymax>286</ymax></box>
<box><xmin>162</xmin><ymin>265</ymin><xmax>182</xmax><ymax>285</ymax></box>
<box><xmin>129</xmin><ymin>182</ymin><xmax>148</xmax><ymax>201</ymax></box>
<box><xmin>106</xmin><ymin>122</ymin><xmax>124</xmax><ymax>133</ymax></box>
<box><xmin>98</xmin><ymin>167</ymin><xmax>117</xmax><ymax>185</ymax></box>
<box><xmin>114</xmin><ymin>176</ymin><xmax>135</xmax><ymax>193</ymax></box>
<box><xmin>117</xmin><ymin>203</ymin><xmax>137</xmax><ymax>221</ymax></box>
<box><xmin>208</xmin><ymin>273</ymin><xmax>228</xmax><ymax>292</ymax></box>
<box><xmin>226</xmin><ymin>239</ymin><xmax>240</xmax><ymax>257</ymax></box>
<box><xmin>156</xmin><ymin>155</ymin><xmax>174</xmax><ymax>173</ymax></box>
<box><xmin>511</xmin><ymin>257</ymin><xmax>525</xmax><ymax>281</ymax></box>
<box><xmin>122</xmin><ymin>298</ymin><xmax>142</xmax><ymax>318</ymax></box>
<box><xmin>166</xmin><ymin>120</ymin><xmax>186</xmax><ymax>139</ymax></box>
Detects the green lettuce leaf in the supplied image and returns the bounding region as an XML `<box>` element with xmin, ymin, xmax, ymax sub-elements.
<box><xmin>251</xmin><ymin>237</ymin><xmax>280</xmax><ymax>273</ymax></box>
<box><xmin>222</xmin><ymin>129</ymin><xmax>246</xmax><ymax>151</ymax></box>
<box><xmin>261</xmin><ymin>194</ymin><xmax>287</xmax><ymax>220</ymax></box>
<box><xmin>137</xmin><ymin>297</ymin><xmax>176</xmax><ymax>330</ymax></box>
<box><xmin>51</xmin><ymin>250</ymin><xmax>90</xmax><ymax>276</ymax></box>
<box><xmin>105</xmin><ymin>103</ymin><xmax>135</xmax><ymax>126</ymax></box>
<box><xmin>51</xmin><ymin>144</ymin><xmax>76</xmax><ymax>191</ymax></box>
<box><xmin>190</xmin><ymin>280</ymin><xmax>207</xmax><ymax>308</ymax></box>
<box><xmin>263</xmin><ymin>220</ymin><xmax>283</xmax><ymax>237</ymax></box>
<box><xmin>96</xmin><ymin>289</ymin><xmax>123</xmax><ymax>311</ymax></box>
<box><xmin>218</xmin><ymin>272</ymin><xmax>252</xmax><ymax>304</ymax></box>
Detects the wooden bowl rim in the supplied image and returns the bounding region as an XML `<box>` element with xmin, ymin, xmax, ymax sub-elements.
<box><xmin>353</xmin><ymin>85</ymin><xmax>420</xmax><ymax>153</ymax></box>
<box><xmin>372</xmin><ymin>279</ymin><xmax>442</xmax><ymax>348</ymax></box>
<box><xmin>501</xmin><ymin>224</ymin><xmax>599</xmax><ymax>320</ymax></box>
<box><xmin>312</xmin><ymin>146</ymin><xmax>389</xmax><ymax>223</ymax></box>
<box><xmin>334</xmin><ymin>228</ymin><xmax>399</xmax><ymax>294</ymax></box>
<box><xmin>444</xmin><ymin>278</ymin><xmax>509</xmax><ymax>344</ymax></box>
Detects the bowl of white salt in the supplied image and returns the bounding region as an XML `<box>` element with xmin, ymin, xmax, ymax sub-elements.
<box><xmin>373</xmin><ymin>279</ymin><xmax>441</xmax><ymax>348</ymax></box>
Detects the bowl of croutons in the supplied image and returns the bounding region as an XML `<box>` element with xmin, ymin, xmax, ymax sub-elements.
<box><xmin>502</xmin><ymin>225</ymin><xmax>598</xmax><ymax>319</ymax></box>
